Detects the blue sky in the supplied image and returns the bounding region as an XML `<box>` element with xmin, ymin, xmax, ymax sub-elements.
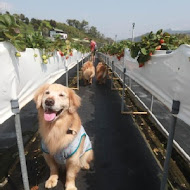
<box><xmin>0</xmin><ymin>0</ymin><xmax>190</xmax><ymax>40</ymax></box>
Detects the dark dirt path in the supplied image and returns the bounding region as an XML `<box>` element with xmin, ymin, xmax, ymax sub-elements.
<box><xmin>75</xmin><ymin>57</ymin><xmax>161</xmax><ymax>190</ymax></box>
<box><xmin>1</xmin><ymin>57</ymin><xmax>161</xmax><ymax>190</ymax></box>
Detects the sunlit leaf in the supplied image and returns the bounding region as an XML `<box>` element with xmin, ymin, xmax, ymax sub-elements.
<box><xmin>3</xmin><ymin>14</ymin><xmax>12</xmax><ymax>27</ymax></box>
<box><xmin>141</xmin><ymin>48</ymin><xmax>147</xmax><ymax>55</ymax></box>
<box><xmin>4</xmin><ymin>32</ymin><xmax>15</xmax><ymax>40</ymax></box>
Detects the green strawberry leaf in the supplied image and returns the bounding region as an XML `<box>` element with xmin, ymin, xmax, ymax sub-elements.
<box><xmin>3</xmin><ymin>14</ymin><xmax>12</xmax><ymax>27</ymax></box>
<box><xmin>4</xmin><ymin>32</ymin><xmax>15</xmax><ymax>40</ymax></box>
<box><xmin>0</xmin><ymin>37</ymin><xmax>5</xmax><ymax>41</ymax></box>
<box><xmin>12</xmin><ymin>40</ymin><xmax>26</xmax><ymax>52</ymax></box>
<box><xmin>141</xmin><ymin>48</ymin><xmax>147</xmax><ymax>55</ymax></box>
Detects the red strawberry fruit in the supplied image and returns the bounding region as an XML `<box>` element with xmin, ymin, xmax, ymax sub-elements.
<box><xmin>160</xmin><ymin>39</ymin><xmax>164</xmax><ymax>44</ymax></box>
<box><xmin>59</xmin><ymin>51</ymin><xmax>64</xmax><ymax>57</ymax></box>
<box><xmin>139</xmin><ymin>63</ymin><xmax>144</xmax><ymax>68</ymax></box>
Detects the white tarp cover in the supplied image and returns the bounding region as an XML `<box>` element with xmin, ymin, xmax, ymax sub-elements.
<box><xmin>106</xmin><ymin>44</ymin><xmax>190</xmax><ymax>127</ymax></box>
<box><xmin>0</xmin><ymin>42</ymin><xmax>89</xmax><ymax>124</ymax></box>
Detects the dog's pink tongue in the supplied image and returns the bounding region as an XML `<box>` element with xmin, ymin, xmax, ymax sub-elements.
<box><xmin>44</xmin><ymin>112</ymin><xmax>56</xmax><ymax>121</ymax></box>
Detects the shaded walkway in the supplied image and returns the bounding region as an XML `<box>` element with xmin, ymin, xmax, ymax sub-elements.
<box><xmin>1</xmin><ymin>58</ymin><xmax>161</xmax><ymax>190</ymax></box>
<box><xmin>75</xmin><ymin>57</ymin><xmax>161</xmax><ymax>190</ymax></box>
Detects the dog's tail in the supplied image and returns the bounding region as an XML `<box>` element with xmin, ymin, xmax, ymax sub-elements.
<box><xmin>90</xmin><ymin>69</ymin><xmax>95</xmax><ymax>78</ymax></box>
<box><xmin>83</xmin><ymin>68</ymin><xmax>95</xmax><ymax>80</ymax></box>
<box><xmin>97</xmin><ymin>69</ymin><xmax>107</xmax><ymax>79</ymax></box>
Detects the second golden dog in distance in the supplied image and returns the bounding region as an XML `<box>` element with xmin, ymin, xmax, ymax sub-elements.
<box><xmin>81</xmin><ymin>61</ymin><xmax>95</xmax><ymax>85</ymax></box>
<box><xmin>96</xmin><ymin>62</ymin><xmax>108</xmax><ymax>84</ymax></box>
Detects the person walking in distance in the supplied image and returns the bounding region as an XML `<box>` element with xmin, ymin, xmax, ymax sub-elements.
<box><xmin>90</xmin><ymin>39</ymin><xmax>96</xmax><ymax>62</ymax></box>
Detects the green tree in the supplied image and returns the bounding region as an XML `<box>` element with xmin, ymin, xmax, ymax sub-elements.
<box><xmin>80</xmin><ymin>20</ymin><xmax>88</xmax><ymax>31</ymax></box>
<box><xmin>88</xmin><ymin>26</ymin><xmax>98</xmax><ymax>37</ymax></box>
<box><xmin>50</xmin><ymin>19</ymin><xmax>56</xmax><ymax>28</ymax></box>
<box><xmin>19</xmin><ymin>14</ymin><xmax>25</xmax><ymax>21</ymax></box>
<box><xmin>66</xmin><ymin>19</ymin><xmax>81</xmax><ymax>30</ymax></box>
<box><xmin>66</xmin><ymin>19</ymin><xmax>74</xmax><ymax>27</ymax></box>
<box><xmin>25</xmin><ymin>17</ymin><xmax>29</xmax><ymax>24</ymax></box>
<box><xmin>30</xmin><ymin>18</ymin><xmax>42</xmax><ymax>31</ymax></box>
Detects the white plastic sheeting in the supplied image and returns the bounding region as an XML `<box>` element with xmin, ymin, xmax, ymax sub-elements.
<box><xmin>106</xmin><ymin>44</ymin><xmax>190</xmax><ymax>127</ymax></box>
<box><xmin>0</xmin><ymin>42</ymin><xmax>89</xmax><ymax>124</ymax></box>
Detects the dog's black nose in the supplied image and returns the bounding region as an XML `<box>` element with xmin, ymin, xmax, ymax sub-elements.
<box><xmin>45</xmin><ymin>98</ymin><xmax>55</xmax><ymax>106</ymax></box>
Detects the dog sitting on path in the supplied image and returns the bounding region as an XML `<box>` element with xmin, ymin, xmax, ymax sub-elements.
<box><xmin>96</xmin><ymin>62</ymin><xmax>108</xmax><ymax>84</ymax></box>
<box><xmin>34</xmin><ymin>83</ymin><xmax>93</xmax><ymax>190</ymax></box>
<box><xmin>81</xmin><ymin>61</ymin><xmax>95</xmax><ymax>85</ymax></box>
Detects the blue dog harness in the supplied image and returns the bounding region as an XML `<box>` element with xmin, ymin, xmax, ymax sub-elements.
<box><xmin>41</xmin><ymin>126</ymin><xmax>92</xmax><ymax>164</ymax></box>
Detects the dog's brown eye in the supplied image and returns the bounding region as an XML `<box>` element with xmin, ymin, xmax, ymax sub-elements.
<box><xmin>59</xmin><ymin>94</ymin><xmax>65</xmax><ymax>97</ymax></box>
<box><xmin>45</xmin><ymin>91</ymin><xmax>50</xmax><ymax>95</ymax></box>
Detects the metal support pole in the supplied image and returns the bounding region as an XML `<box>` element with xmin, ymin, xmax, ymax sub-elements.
<box><xmin>11</xmin><ymin>100</ymin><xmax>30</xmax><ymax>190</ymax></box>
<box><xmin>111</xmin><ymin>61</ymin><xmax>114</xmax><ymax>89</ymax></box>
<box><xmin>132</xmin><ymin>23</ymin><xmax>135</xmax><ymax>42</ymax></box>
<box><xmin>121</xmin><ymin>68</ymin><xmax>126</xmax><ymax>112</ymax></box>
<box><xmin>82</xmin><ymin>54</ymin><xmax>84</xmax><ymax>66</ymax></box>
<box><xmin>77</xmin><ymin>60</ymin><xmax>79</xmax><ymax>90</ymax></box>
<box><xmin>128</xmin><ymin>73</ymin><xmax>132</xmax><ymax>89</ymax></box>
<box><xmin>160</xmin><ymin>100</ymin><xmax>180</xmax><ymax>190</ymax></box>
<box><xmin>66</xmin><ymin>66</ymin><xmax>68</xmax><ymax>87</ymax></box>
<box><xmin>150</xmin><ymin>95</ymin><xmax>154</xmax><ymax>112</ymax></box>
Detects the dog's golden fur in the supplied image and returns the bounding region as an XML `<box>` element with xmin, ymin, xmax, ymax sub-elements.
<box><xmin>34</xmin><ymin>83</ymin><xmax>93</xmax><ymax>190</ymax></box>
<box><xmin>81</xmin><ymin>61</ymin><xmax>95</xmax><ymax>85</ymax></box>
<box><xmin>96</xmin><ymin>62</ymin><xmax>108</xmax><ymax>84</ymax></box>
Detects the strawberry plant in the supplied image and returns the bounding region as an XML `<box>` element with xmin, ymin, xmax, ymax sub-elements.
<box><xmin>99</xmin><ymin>29</ymin><xmax>187</xmax><ymax>68</ymax></box>
<box><xmin>25</xmin><ymin>32</ymin><xmax>48</xmax><ymax>49</ymax></box>
<box><xmin>99</xmin><ymin>40</ymin><xmax>132</xmax><ymax>60</ymax></box>
<box><xmin>71</xmin><ymin>41</ymin><xmax>89</xmax><ymax>53</ymax></box>
<box><xmin>0</xmin><ymin>14</ymin><xmax>26</xmax><ymax>51</ymax></box>
<box><xmin>0</xmin><ymin>13</ymin><xmax>90</xmax><ymax>64</ymax></box>
<box><xmin>130</xmin><ymin>29</ymin><xmax>184</xmax><ymax>67</ymax></box>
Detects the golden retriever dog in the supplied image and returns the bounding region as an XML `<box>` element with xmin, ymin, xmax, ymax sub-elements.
<box><xmin>34</xmin><ymin>83</ymin><xmax>93</xmax><ymax>190</ymax></box>
<box><xmin>81</xmin><ymin>61</ymin><xmax>95</xmax><ymax>85</ymax></box>
<box><xmin>96</xmin><ymin>62</ymin><xmax>108</xmax><ymax>84</ymax></box>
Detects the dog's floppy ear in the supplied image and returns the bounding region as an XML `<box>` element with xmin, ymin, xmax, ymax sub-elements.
<box><xmin>34</xmin><ymin>84</ymin><xmax>50</xmax><ymax>109</ymax></box>
<box><xmin>68</xmin><ymin>89</ymin><xmax>81</xmax><ymax>113</ymax></box>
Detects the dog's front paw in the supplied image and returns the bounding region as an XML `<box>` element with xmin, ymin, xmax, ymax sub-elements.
<box><xmin>66</xmin><ymin>187</ymin><xmax>77</xmax><ymax>190</ymax></box>
<box><xmin>65</xmin><ymin>184</ymin><xmax>77</xmax><ymax>190</ymax></box>
<box><xmin>45</xmin><ymin>176</ymin><xmax>58</xmax><ymax>188</ymax></box>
